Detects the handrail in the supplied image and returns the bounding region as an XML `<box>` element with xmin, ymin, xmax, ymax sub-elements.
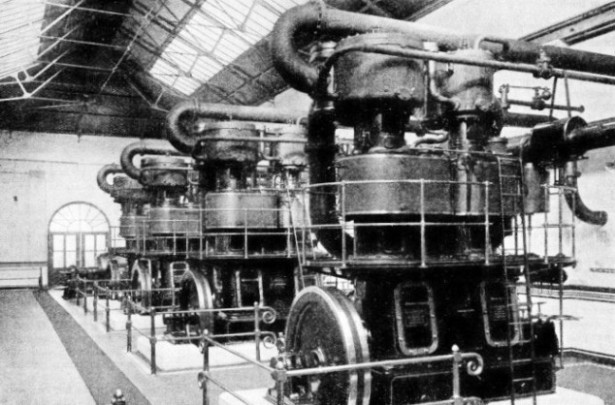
<box><xmin>198</xmin><ymin>331</ymin><xmax>484</xmax><ymax>405</ymax></box>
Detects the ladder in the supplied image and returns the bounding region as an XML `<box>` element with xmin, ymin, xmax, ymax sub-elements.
<box><xmin>496</xmin><ymin>156</ymin><xmax>537</xmax><ymax>405</ymax></box>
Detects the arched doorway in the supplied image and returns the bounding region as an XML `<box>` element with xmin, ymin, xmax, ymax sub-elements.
<box><xmin>48</xmin><ymin>202</ymin><xmax>110</xmax><ymax>283</ymax></box>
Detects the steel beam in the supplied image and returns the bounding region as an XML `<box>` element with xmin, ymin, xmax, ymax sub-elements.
<box><xmin>522</xmin><ymin>2</ymin><xmax>615</xmax><ymax>45</ymax></box>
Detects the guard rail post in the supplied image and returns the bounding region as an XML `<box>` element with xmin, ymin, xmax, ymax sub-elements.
<box><xmin>106</xmin><ymin>289</ymin><xmax>111</xmax><ymax>332</ymax></box>
<box><xmin>199</xmin><ymin>329</ymin><xmax>210</xmax><ymax>405</ymax></box>
<box><xmin>83</xmin><ymin>280</ymin><xmax>88</xmax><ymax>315</ymax></box>
<box><xmin>254</xmin><ymin>301</ymin><xmax>261</xmax><ymax>362</ymax></box>
<box><xmin>126</xmin><ymin>299</ymin><xmax>132</xmax><ymax>352</ymax></box>
<box><xmin>93</xmin><ymin>282</ymin><xmax>99</xmax><ymax>322</ymax></box>
<box><xmin>150</xmin><ymin>308</ymin><xmax>157</xmax><ymax>374</ymax></box>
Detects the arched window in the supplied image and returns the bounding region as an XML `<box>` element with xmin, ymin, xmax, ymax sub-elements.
<box><xmin>48</xmin><ymin>202</ymin><xmax>110</xmax><ymax>274</ymax></box>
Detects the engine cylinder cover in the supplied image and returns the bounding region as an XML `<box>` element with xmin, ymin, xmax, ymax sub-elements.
<box><xmin>120</xmin><ymin>212</ymin><xmax>138</xmax><ymax>239</ymax></box>
<box><xmin>434</xmin><ymin>49</ymin><xmax>500</xmax><ymax>116</ymax></box>
<box><xmin>205</xmin><ymin>192</ymin><xmax>280</xmax><ymax>229</ymax></box>
<box><xmin>192</xmin><ymin>121</ymin><xmax>260</xmax><ymax>165</ymax></box>
<box><xmin>110</xmin><ymin>176</ymin><xmax>151</xmax><ymax>203</ymax></box>
<box><xmin>140</xmin><ymin>156</ymin><xmax>189</xmax><ymax>188</ymax></box>
<box><xmin>333</xmin><ymin>33</ymin><xmax>425</xmax><ymax>126</ymax></box>
<box><xmin>148</xmin><ymin>206</ymin><xmax>200</xmax><ymax>236</ymax></box>
<box><xmin>270</xmin><ymin>125</ymin><xmax>307</xmax><ymax>167</ymax></box>
<box><xmin>337</xmin><ymin>153</ymin><xmax>518</xmax><ymax>216</ymax></box>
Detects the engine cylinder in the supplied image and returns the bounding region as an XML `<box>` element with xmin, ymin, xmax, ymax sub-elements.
<box><xmin>140</xmin><ymin>156</ymin><xmax>189</xmax><ymax>188</ymax></box>
<box><xmin>204</xmin><ymin>192</ymin><xmax>279</xmax><ymax>229</ymax></box>
<box><xmin>333</xmin><ymin>33</ymin><xmax>425</xmax><ymax>127</ymax></box>
<box><xmin>192</xmin><ymin>121</ymin><xmax>260</xmax><ymax>165</ymax></box>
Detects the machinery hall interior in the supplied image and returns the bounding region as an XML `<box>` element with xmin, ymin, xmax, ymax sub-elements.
<box><xmin>3</xmin><ymin>1</ymin><xmax>615</xmax><ymax>405</ymax></box>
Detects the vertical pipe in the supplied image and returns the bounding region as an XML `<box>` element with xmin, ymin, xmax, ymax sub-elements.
<box><xmin>484</xmin><ymin>181</ymin><xmax>490</xmax><ymax>265</ymax></box>
<box><xmin>244</xmin><ymin>208</ymin><xmax>248</xmax><ymax>260</ymax></box>
<box><xmin>543</xmin><ymin>186</ymin><xmax>551</xmax><ymax>263</ymax></box>
<box><xmin>235</xmin><ymin>269</ymin><xmax>242</xmax><ymax>307</ymax></box>
<box><xmin>341</xmin><ymin>182</ymin><xmax>347</xmax><ymax>265</ymax></box>
<box><xmin>150</xmin><ymin>308</ymin><xmax>157</xmax><ymax>374</ymax></box>
<box><xmin>420</xmin><ymin>179</ymin><xmax>427</xmax><ymax>268</ymax></box>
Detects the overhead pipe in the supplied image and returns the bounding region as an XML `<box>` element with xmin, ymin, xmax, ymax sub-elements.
<box><xmin>271</xmin><ymin>3</ymin><xmax>615</xmax><ymax>94</ymax></box>
<box><xmin>508</xmin><ymin>116</ymin><xmax>615</xmax><ymax>226</ymax></box>
<box><xmin>97</xmin><ymin>163</ymin><xmax>123</xmax><ymax>194</ymax></box>
<box><xmin>120</xmin><ymin>141</ymin><xmax>185</xmax><ymax>181</ymax></box>
<box><xmin>166</xmin><ymin>101</ymin><xmax>307</xmax><ymax>154</ymax></box>
<box><xmin>561</xmin><ymin>161</ymin><xmax>607</xmax><ymax>226</ymax></box>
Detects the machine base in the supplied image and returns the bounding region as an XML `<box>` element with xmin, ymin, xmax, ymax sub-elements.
<box><xmin>136</xmin><ymin>337</ymin><xmax>277</xmax><ymax>372</ymax></box>
<box><xmin>218</xmin><ymin>387</ymin><xmax>605</xmax><ymax>405</ymax></box>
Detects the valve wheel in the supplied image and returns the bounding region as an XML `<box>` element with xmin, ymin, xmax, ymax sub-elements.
<box><xmin>285</xmin><ymin>286</ymin><xmax>371</xmax><ymax>405</ymax></box>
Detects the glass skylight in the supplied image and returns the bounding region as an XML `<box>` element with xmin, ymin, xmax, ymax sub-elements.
<box><xmin>149</xmin><ymin>0</ymin><xmax>308</xmax><ymax>96</ymax></box>
<box><xmin>0</xmin><ymin>0</ymin><xmax>46</xmax><ymax>79</ymax></box>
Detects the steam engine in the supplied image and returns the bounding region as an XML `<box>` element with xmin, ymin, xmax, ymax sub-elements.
<box><xmin>267</xmin><ymin>4</ymin><xmax>615</xmax><ymax>405</ymax></box>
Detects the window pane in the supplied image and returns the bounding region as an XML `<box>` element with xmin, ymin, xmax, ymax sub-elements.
<box><xmin>84</xmin><ymin>234</ymin><xmax>95</xmax><ymax>251</ymax></box>
<box><xmin>65</xmin><ymin>235</ymin><xmax>76</xmax><ymax>251</ymax></box>
<box><xmin>53</xmin><ymin>251</ymin><xmax>64</xmax><ymax>269</ymax></box>
<box><xmin>96</xmin><ymin>234</ymin><xmax>107</xmax><ymax>251</ymax></box>
<box><xmin>65</xmin><ymin>251</ymin><xmax>76</xmax><ymax>268</ymax></box>
<box><xmin>84</xmin><ymin>252</ymin><xmax>95</xmax><ymax>268</ymax></box>
<box><xmin>53</xmin><ymin>234</ymin><xmax>64</xmax><ymax>251</ymax></box>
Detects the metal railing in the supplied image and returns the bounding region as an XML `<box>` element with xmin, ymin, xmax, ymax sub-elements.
<box><xmin>296</xmin><ymin>179</ymin><xmax>576</xmax><ymax>269</ymax></box>
<box><xmin>197</xmin><ymin>333</ymin><xmax>484</xmax><ymax>405</ymax></box>
<box><xmin>124</xmin><ymin>300</ymin><xmax>278</xmax><ymax>374</ymax></box>
<box><xmin>70</xmin><ymin>280</ymin><xmax>280</xmax><ymax>375</ymax></box>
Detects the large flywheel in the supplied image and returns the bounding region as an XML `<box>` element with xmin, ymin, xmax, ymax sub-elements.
<box><xmin>131</xmin><ymin>259</ymin><xmax>152</xmax><ymax>308</ymax></box>
<box><xmin>285</xmin><ymin>287</ymin><xmax>371</xmax><ymax>405</ymax></box>
<box><xmin>178</xmin><ymin>269</ymin><xmax>214</xmax><ymax>334</ymax></box>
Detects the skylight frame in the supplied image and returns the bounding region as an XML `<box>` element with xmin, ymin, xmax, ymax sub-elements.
<box><xmin>148</xmin><ymin>0</ymin><xmax>309</xmax><ymax>96</ymax></box>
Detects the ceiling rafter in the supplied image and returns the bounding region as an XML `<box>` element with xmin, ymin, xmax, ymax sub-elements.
<box><xmin>521</xmin><ymin>2</ymin><xmax>615</xmax><ymax>45</ymax></box>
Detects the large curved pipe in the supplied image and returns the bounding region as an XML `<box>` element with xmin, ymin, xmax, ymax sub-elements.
<box><xmin>272</xmin><ymin>3</ymin><xmax>615</xmax><ymax>94</ymax></box>
<box><xmin>306</xmin><ymin>101</ymin><xmax>352</xmax><ymax>256</ymax></box>
<box><xmin>166</xmin><ymin>101</ymin><xmax>307</xmax><ymax>154</ymax></box>
<box><xmin>97</xmin><ymin>163</ymin><xmax>123</xmax><ymax>194</ymax></box>
<box><xmin>120</xmin><ymin>141</ymin><xmax>185</xmax><ymax>180</ymax></box>
<box><xmin>561</xmin><ymin>161</ymin><xmax>607</xmax><ymax>226</ymax></box>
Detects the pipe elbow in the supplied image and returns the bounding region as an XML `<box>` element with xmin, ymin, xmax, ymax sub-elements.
<box><xmin>97</xmin><ymin>163</ymin><xmax>122</xmax><ymax>194</ymax></box>
<box><xmin>166</xmin><ymin>100</ymin><xmax>198</xmax><ymax>154</ymax></box>
<box><xmin>562</xmin><ymin>161</ymin><xmax>607</xmax><ymax>226</ymax></box>
<box><xmin>271</xmin><ymin>3</ymin><xmax>320</xmax><ymax>94</ymax></box>
<box><xmin>120</xmin><ymin>142</ymin><xmax>184</xmax><ymax>181</ymax></box>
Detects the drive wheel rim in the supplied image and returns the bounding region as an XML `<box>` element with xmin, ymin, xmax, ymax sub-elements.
<box><xmin>285</xmin><ymin>286</ymin><xmax>371</xmax><ymax>405</ymax></box>
<box><xmin>131</xmin><ymin>260</ymin><xmax>151</xmax><ymax>308</ymax></box>
<box><xmin>179</xmin><ymin>270</ymin><xmax>214</xmax><ymax>334</ymax></box>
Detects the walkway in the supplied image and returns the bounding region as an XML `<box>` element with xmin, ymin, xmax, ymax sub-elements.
<box><xmin>0</xmin><ymin>289</ymin><xmax>95</xmax><ymax>405</ymax></box>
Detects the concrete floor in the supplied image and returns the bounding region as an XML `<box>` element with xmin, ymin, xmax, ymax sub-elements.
<box><xmin>0</xmin><ymin>289</ymin><xmax>95</xmax><ymax>405</ymax></box>
<box><xmin>48</xmin><ymin>289</ymin><xmax>272</xmax><ymax>405</ymax></box>
<box><xmin>3</xmin><ymin>288</ymin><xmax>614</xmax><ymax>405</ymax></box>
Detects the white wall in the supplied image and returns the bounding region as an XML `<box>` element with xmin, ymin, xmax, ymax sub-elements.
<box><xmin>0</xmin><ymin>130</ymin><xmax>169</xmax><ymax>266</ymax></box>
